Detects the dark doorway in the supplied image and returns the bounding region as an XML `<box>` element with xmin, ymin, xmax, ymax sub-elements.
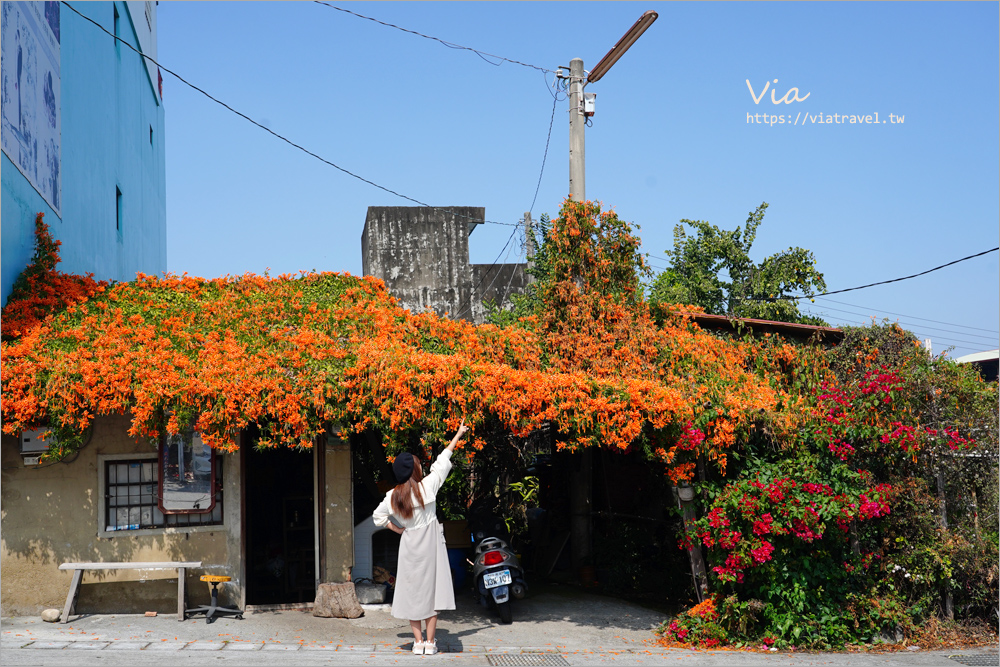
<box><xmin>245</xmin><ymin>445</ymin><xmax>315</xmax><ymax>605</ymax></box>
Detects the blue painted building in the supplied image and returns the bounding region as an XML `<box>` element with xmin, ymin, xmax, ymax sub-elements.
<box><xmin>2</xmin><ymin>1</ymin><xmax>165</xmax><ymax>305</ymax></box>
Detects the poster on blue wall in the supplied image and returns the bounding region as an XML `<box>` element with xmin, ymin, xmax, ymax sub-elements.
<box><xmin>1</xmin><ymin>1</ymin><xmax>61</xmax><ymax>218</ymax></box>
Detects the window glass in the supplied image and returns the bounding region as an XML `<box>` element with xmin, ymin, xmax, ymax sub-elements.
<box><xmin>160</xmin><ymin>430</ymin><xmax>215</xmax><ymax>513</ymax></box>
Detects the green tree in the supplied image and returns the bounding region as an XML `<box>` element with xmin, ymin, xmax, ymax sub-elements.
<box><xmin>649</xmin><ymin>203</ymin><xmax>827</xmax><ymax>325</ymax></box>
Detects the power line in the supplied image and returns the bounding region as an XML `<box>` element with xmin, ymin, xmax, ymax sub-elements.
<box><xmin>313</xmin><ymin>2</ymin><xmax>553</xmax><ymax>74</ymax></box>
<box><xmin>61</xmin><ymin>1</ymin><xmax>520</xmax><ymax>230</ymax></box>
<box><xmin>528</xmin><ymin>94</ymin><xmax>558</xmax><ymax>216</ymax></box>
<box><xmin>816</xmin><ymin>297</ymin><xmax>1000</xmax><ymax>335</ymax></box>
<box><xmin>801</xmin><ymin>308</ymin><xmax>996</xmax><ymax>351</ymax></box>
<box><xmin>455</xmin><ymin>225</ymin><xmax>521</xmax><ymax>321</ymax></box>
<box><xmin>646</xmin><ymin>252</ymin><xmax>670</xmax><ymax>264</ymax></box>
<box><xmin>808</xmin><ymin>303</ymin><xmax>998</xmax><ymax>342</ymax></box>
<box><xmin>494</xmin><ymin>243</ymin><xmax>527</xmax><ymax>314</ymax></box>
<box><xmin>765</xmin><ymin>247</ymin><xmax>1000</xmax><ymax>301</ymax></box>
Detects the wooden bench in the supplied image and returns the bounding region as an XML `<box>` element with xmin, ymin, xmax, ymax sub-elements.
<box><xmin>59</xmin><ymin>561</ymin><xmax>202</xmax><ymax>623</ymax></box>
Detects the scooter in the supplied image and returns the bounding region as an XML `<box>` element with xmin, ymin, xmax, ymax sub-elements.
<box><xmin>470</xmin><ymin>533</ymin><xmax>527</xmax><ymax>624</ymax></box>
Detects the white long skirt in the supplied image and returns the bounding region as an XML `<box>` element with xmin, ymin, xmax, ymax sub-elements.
<box><xmin>391</xmin><ymin>520</ymin><xmax>456</xmax><ymax>620</ymax></box>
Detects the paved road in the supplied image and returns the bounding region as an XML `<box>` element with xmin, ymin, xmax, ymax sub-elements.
<box><xmin>1</xmin><ymin>641</ymin><xmax>992</xmax><ymax>666</ymax></box>
<box><xmin>2</xmin><ymin>584</ymin><xmax>994</xmax><ymax>665</ymax></box>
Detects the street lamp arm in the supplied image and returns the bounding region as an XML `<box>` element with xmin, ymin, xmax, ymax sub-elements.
<box><xmin>586</xmin><ymin>10</ymin><xmax>658</xmax><ymax>85</ymax></box>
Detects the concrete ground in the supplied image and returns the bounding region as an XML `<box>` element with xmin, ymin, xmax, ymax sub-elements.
<box><xmin>2</xmin><ymin>584</ymin><xmax>996</xmax><ymax>665</ymax></box>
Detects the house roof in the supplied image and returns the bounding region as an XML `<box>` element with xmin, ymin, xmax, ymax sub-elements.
<box><xmin>686</xmin><ymin>313</ymin><xmax>844</xmax><ymax>343</ymax></box>
<box><xmin>954</xmin><ymin>349</ymin><xmax>999</xmax><ymax>364</ymax></box>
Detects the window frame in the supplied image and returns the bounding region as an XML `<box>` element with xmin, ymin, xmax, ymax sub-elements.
<box><xmin>97</xmin><ymin>452</ymin><xmax>225</xmax><ymax>538</ymax></box>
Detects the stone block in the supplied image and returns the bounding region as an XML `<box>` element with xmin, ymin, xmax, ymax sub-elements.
<box><xmin>312</xmin><ymin>582</ymin><xmax>363</xmax><ymax>619</ymax></box>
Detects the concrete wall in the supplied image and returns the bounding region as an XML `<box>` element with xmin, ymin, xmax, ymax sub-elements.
<box><xmin>470</xmin><ymin>262</ymin><xmax>528</xmax><ymax>323</ymax></box>
<box><xmin>0</xmin><ymin>415</ymin><xmax>238</xmax><ymax>616</ymax></box>
<box><xmin>362</xmin><ymin>206</ymin><xmax>480</xmax><ymax>321</ymax></box>
<box><xmin>361</xmin><ymin>206</ymin><xmax>528</xmax><ymax>324</ymax></box>
<box><xmin>2</xmin><ymin>1</ymin><xmax>166</xmax><ymax>305</ymax></box>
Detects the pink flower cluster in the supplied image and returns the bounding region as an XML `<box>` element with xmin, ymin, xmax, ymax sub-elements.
<box><xmin>752</xmin><ymin>513</ymin><xmax>774</xmax><ymax>536</ymax></box>
<box><xmin>856</xmin><ymin>491</ymin><xmax>890</xmax><ymax>519</ymax></box>
<box><xmin>677</xmin><ymin>422</ymin><xmax>706</xmax><ymax>451</ymax></box>
<box><xmin>858</xmin><ymin>369</ymin><xmax>903</xmax><ymax>398</ymax></box>
<box><xmin>880</xmin><ymin>422</ymin><xmax>918</xmax><ymax>452</ymax></box>
<box><xmin>693</xmin><ymin>474</ymin><xmax>894</xmax><ymax>586</ymax></box>
<box><xmin>828</xmin><ymin>439</ymin><xmax>856</xmax><ymax>461</ymax></box>
<box><xmin>751</xmin><ymin>540</ymin><xmax>775</xmax><ymax>564</ymax></box>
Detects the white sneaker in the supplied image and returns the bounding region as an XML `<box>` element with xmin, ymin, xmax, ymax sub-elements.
<box><xmin>424</xmin><ymin>640</ymin><xmax>438</xmax><ymax>655</ymax></box>
<box><xmin>412</xmin><ymin>641</ymin><xmax>424</xmax><ymax>655</ymax></box>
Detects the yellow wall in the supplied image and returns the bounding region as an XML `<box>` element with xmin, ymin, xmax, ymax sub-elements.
<box><xmin>1</xmin><ymin>415</ymin><xmax>240</xmax><ymax>615</ymax></box>
<box><xmin>1</xmin><ymin>416</ymin><xmax>355</xmax><ymax>616</ymax></box>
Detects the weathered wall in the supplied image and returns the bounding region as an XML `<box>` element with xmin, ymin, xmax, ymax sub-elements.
<box><xmin>362</xmin><ymin>206</ymin><xmax>481</xmax><ymax>321</ymax></box>
<box><xmin>0</xmin><ymin>415</ymin><xmax>237</xmax><ymax>616</ymax></box>
<box><xmin>470</xmin><ymin>263</ymin><xmax>529</xmax><ymax>323</ymax></box>
<box><xmin>2</xmin><ymin>1</ymin><xmax>166</xmax><ymax>305</ymax></box>
<box><xmin>361</xmin><ymin>206</ymin><xmax>528</xmax><ymax>324</ymax></box>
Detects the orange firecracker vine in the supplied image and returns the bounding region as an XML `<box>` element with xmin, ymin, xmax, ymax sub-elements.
<box><xmin>1</xmin><ymin>201</ymin><xmax>809</xmax><ymax>477</ymax></box>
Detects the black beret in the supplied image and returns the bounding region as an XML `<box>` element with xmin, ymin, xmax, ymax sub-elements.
<box><xmin>392</xmin><ymin>452</ymin><xmax>415</xmax><ymax>483</ymax></box>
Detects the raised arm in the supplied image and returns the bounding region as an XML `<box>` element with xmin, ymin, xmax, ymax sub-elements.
<box><xmin>423</xmin><ymin>420</ymin><xmax>470</xmax><ymax>497</ymax></box>
<box><xmin>445</xmin><ymin>420</ymin><xmax>469</xmax><ymax>453</ymax></box>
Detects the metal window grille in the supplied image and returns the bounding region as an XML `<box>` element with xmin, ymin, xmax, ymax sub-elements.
<box><xmin>105</xmin><ymin>457</ymin><xmax>223</xmax><ymax>531</ymax></box>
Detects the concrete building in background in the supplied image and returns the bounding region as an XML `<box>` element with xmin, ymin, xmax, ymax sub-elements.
<box><xmin>1</xmin><ymin>1</ymin><xmax>166</xmax><ymax>304</ymax></box>
<box><xmin>361</xmin><ymin>206</ymin><xmax>528</xmax><ymax>324</ymax></box>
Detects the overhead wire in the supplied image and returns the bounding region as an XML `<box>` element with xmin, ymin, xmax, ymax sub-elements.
<box><xmin>800</xmin><ymin>307</ymin><xmax>994</xmax><ymax>352</ymax></box>
<box><xmin>65</xmin><ymin>0</ymin><xmax>568</xmax><ymax>323</ymax></box>
<box><xmin>816</xmin><ymin>297</ymin><xmax>1000</xmax><ymax>335</ymax></box>
<box><xmin>312</xmin><ymin>2</ymin><xmax>553</xmax><ymax>74</ymax></box>
<box><xmin>806</xmin><ymin>303</ymin><xmax>998</xmax><ymax>343</ymax></box>
<box><xmin>762</xmin><ymin>247</ymin><xmax>999</xmax><ymax>302</ymax></box>
<box><xmin>464</xmin><ymin>73</ymin><xmax>565</xmax><ymax>318</ymax></box>
<box><xmin>60</xmin><ymin>1</ymin><xmax>520</xmax><ymax>230</ymax></box>
<box><xmin>528</xmin><ymin>92</ymin><xmax>559</xmax><ymax>216</ymax></box>
<box><xmin>454</xmin><ymin>224</ymin><xmax>522</xmax><ymax>321</ymax></box>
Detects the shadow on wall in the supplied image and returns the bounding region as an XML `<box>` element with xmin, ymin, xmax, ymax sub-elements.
<box><xmin>1</xmin><ymin>414</ymin><xmax>220</xmax><ymax>614</ymax></box>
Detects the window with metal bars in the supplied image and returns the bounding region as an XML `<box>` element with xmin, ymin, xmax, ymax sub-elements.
<box><xmin>104</xmin><ymin>456</ymin><xmax>224</xmax><ymax>531</ymax></box>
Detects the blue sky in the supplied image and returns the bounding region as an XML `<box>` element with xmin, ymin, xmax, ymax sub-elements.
<box><xmin>157</xmin><ymin>2</ymin><xmax>999</xmax><ymax>357</ymax></box>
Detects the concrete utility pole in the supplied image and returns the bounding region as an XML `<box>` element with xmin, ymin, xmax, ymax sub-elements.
<box><xmin>568</xmin><ymin>58</ymin><xmax>586</xmax><ymax>201</ymax></box>
<box><xmin>562</xmin><ymin>10</ymin><xmax>658</xmax><ymax>580</ymax></box>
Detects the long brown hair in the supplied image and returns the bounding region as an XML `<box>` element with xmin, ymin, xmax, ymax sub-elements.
<box><xmin>391</xmin><ymin>458</ymin><xmax>425</xmax><ymax>520</ymax></box>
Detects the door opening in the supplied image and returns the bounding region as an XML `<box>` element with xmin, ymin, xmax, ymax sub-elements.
<box><xmin>245</xmin><ymin>444</ymin><xmax>315</xmax><ymax>605</ymax></box>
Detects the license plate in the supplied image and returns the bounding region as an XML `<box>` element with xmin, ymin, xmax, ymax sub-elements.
<box><xmin>483</xmin><ymin>570</ymin><xmax>512</xmax><ymax>589</ymax></box>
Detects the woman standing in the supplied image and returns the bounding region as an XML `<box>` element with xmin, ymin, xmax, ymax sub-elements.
<box><xmin>373</xmin><ymin>420</ymin><xmax>469</xmax><ymax>655</ymax></box>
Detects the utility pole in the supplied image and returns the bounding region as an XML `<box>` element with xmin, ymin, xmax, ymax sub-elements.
<box><xmin>568</xmin><ymin>58</ymin><xmax>586</xmax><ymax>201</ymax></box>
<box><xmin>560</xmin><ymin>10</ymin><xmax>658</xmax><ymax>582</ymax></box>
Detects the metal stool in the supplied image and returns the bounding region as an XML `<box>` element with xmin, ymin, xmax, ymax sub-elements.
<box><xmin>186</xmin><ymin>575</ymin><xmax>243</xmax><ymax>623</ymax></box>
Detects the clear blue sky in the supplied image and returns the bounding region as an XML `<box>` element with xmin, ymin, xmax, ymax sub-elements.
<box><xmin>156</xmin><ymin>2</ymin><xmax>999</xmax><ymax>357</ymax></box>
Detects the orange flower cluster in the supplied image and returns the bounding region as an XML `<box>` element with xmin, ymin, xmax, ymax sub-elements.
<box><xmin>2</xmin><ymin>213</ymin><xmax>107</xmax><ymax>340</ymax></box>
<box><xmin>1</xmin><ymin>202</ymin><xmax>808</xmax><ymax>479</ymax></box>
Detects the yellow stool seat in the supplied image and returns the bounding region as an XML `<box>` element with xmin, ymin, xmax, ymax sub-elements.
<box><xmin>188</xmin><ymin>575</ymin><xmax>242</xmax><ymax>623</ymax></box>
